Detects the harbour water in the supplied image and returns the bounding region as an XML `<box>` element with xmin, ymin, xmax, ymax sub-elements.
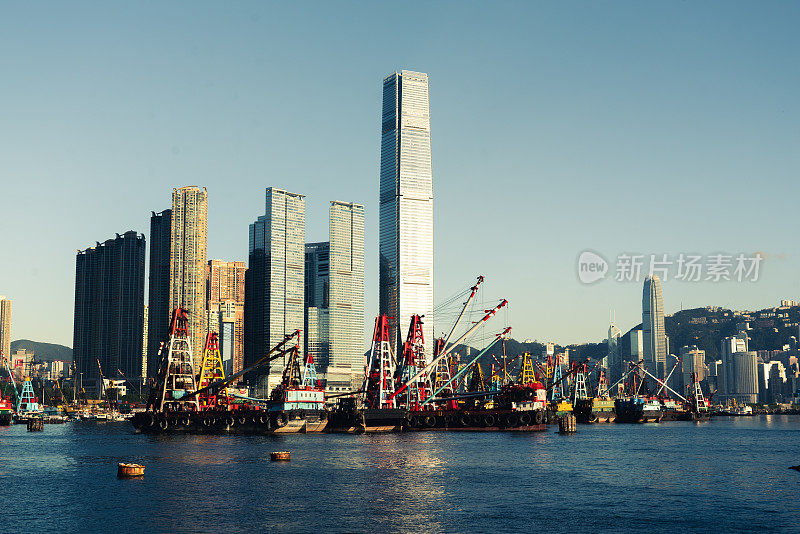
<box><xmin>2</xmin><ymin>416</ymin><xmax>799</xmax><ymax>533</ymax></box>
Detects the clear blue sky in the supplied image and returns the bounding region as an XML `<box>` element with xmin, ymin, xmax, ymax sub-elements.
<box><xmin>1</xmin><ymin>1</ymin><xmax>798</xmax><ymax>349</ymax></box>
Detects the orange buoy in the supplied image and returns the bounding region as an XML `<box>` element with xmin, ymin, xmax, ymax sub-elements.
<box><xmin>270</xmin><ymin>451</ymin><xmax>290</xmax><ymax>461</ymax></box>
<box><xmin>117</xmin><ymin>463</ymin><xmax>145</xmax><ymax>477</ymax></box>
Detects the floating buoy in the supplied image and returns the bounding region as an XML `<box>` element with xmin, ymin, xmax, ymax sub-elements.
<box><xmin>117</xmin><ymin>463</ymin><xmax>145</xmax><ymax>478</ymax></box>
<box><xmin>270</xmin><ymin>451</ymin><xmax>290</xmax><ymax>461</ymax></box>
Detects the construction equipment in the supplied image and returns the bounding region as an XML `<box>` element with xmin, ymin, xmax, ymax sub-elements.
<box><xmin>363</xmin><ymin>315</ymin><xmax>396</xmax><ymax>409</ymax></box>
<box><xmin>151</xmin><ymin>308</ymin><xmax>200</xmax><ymax>413</ymax></box>
<box><xmin>394</xmin><ymin>315</ymin><xmax>431</xmax><ymax>410</ymax></box>
<box><xmin>197</xmin><ymin>332</ymin><xmax>228</xmax><ymax>409</ymax></box>
<box><xmin>518</xmin><ymin>352</ymin><xmax>535</xmax><ymax>386</ymax></box>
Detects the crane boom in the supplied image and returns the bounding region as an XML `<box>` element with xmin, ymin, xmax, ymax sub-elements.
<box><xmin>391</xmin><ymin>299</ymin><xmax>508</xmax><ymax>400</ymax></box>
<box><xmin>421</xmin><ymin>327</ymin><xmax>510</xmax><ymax>406</ymax></box>
<box><xmin>636</xmin><ymin>362</ymin><xmax>687</xmax><ymax>402</ymax></box>
<box><xmin>186</xmin><ymin>330</ymin><xmax>299</xmax><ymax>400</ymax></box>
<box><xmin>441</xmin><ymin>276</ymin><xmax>484</xmax><ymax>352</ymax></box>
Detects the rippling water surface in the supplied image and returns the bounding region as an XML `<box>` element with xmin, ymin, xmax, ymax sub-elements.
<box><xmin>1</xmin><ymin>416</ymin><xmax>799</xmax><ymax>533</ymax></box>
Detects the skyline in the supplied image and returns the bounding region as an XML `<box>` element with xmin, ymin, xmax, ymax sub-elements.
<box><xmin>2</xmin><ymin>2</ymin><xmax>799</xmax><ymax>348</ymax></box>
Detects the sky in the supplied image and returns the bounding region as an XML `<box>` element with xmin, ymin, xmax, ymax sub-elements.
<box><xmin>1</xmin><ymin>1</ymin><xmax>798</xmax><ymax>349</ymax></box>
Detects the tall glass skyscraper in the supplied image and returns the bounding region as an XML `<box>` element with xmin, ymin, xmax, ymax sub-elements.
<box><xmin>379</xmin><ymin>70</ymin><xmax>434</xmax><ymax>355</ymax></box>
<box><xmin>329</xmin><ymin>201</ymin><xmax>365</xmax><ymax>386</ymax></box>
<box><xmin>304</xmin><ymin>201</ymin><xmax>365</xmax><ymax>391</ymax></box>
<box><xmin>642</xmin><ymin>275</ymin><xmax>666</xmax><ymax>378</ymax></box>
<box><xmin>245</xmin><ymin>187</ymin><xmax>305</xmax><ymax>395</ymax></box>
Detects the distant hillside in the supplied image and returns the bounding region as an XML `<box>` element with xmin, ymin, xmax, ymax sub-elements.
<box><xmin>9</xmin><ymin>340</ymin><xmax>72</xmax><ymax>363</ymax></box>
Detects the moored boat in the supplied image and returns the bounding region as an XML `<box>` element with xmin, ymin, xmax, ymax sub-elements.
<box><xmin>615</xmin><ymin>397</ymin><xmax>662</xmax><ymax>423</ymax></box>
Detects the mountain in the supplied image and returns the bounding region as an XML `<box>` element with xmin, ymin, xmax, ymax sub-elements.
<box><xmin>9</xmin><ymin>340</ymin><xmax>73</xmax><ymax>363</ymax></box>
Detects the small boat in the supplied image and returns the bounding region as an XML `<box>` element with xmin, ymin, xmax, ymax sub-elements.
<box><xmin>117</xmin><ymin>463</ymin><xmax>145</xmax><ymax>477</ymax></box>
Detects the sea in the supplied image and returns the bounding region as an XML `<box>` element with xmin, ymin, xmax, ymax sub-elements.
<box><xmin>1</xmin><ymin>416</ymin><xmax>799</xmax><ymax>533</ymax></box>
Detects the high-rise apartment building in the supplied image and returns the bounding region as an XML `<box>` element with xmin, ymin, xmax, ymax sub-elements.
<box><xmin>0</xmin><ymin>296</ymin><xmax>11</xmax><ymax>360</ymax></box>
<box><xmin>304</xmin><ymin>202</ymin><xmax>365</xmax><ymax>390</ymax></box>
<box><xmin>206</xmin><ymin>260</ymin><xmax>246</xmax><ymax>375</ymax></box>
<box><xmin>73</xmin><ymin>231</ymin><xmax>145</xmax><ymax>394</ymax></box>
<box><xmin>642</xmin><ymin>275</ymin><xmax>667</xmax><ymax>378</ymax></box>
<box><xmin>170</xmin><ymin>186</ymin><xmax>208</xmax><ymax>366</ymax></box>
<box><xmin>146</xmin><ymin>209</ymin><xmax>172</xmax><ymax>378</ymax></box>
<box><xmin>245</xmin><ymin>187</ymin><xmax>305</xmax><ymax>395</ymax></box>
<box><xmin>379</xmin><ymin>70</ymin><xmax>434</xmax><ymax>355</ymax></box>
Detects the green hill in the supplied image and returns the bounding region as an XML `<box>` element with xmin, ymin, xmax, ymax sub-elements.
<box><xmin>9</xmin><ymin>339</ymin><xmax>72</xmax><ymax>363</ymax></box>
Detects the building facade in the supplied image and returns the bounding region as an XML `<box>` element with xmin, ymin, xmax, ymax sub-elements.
<box><xmin>0</xmin><ymin>296</ymin><xmax>11</xmax><ymax>361</ymax></box>
<box><xmin>245</xmin><ymin>187</ymin><xmax>305</xmax><ymax>395</ymax></box>
<box><xmin>642</xmin><ymin>275</ymin><xmax>667</xmax><ymax>378</ymax></box>
<box><xmin>73</xmin><ymin>231</ymin><xmax>146</xmax><ymax>394</ymax></box>
<box><xmin>680</xmin><ymin>345</ymin><xmax>707</xmax><ymax>392</ymax></box>
<box><xmin>720</xmin><ymin>333</ymin><xmax>748</xmax><ymax>397</ymax></box>
<box><xmin>304</xmin><ymin>202</ymin><xmax>365</xmax><ymax>390</ymax></box>
<box><xmin>607</xmin><ymin>318</ymin><xmax>622</xmax><ymax>380</ymax></box>
<box><xmin>379</xmin><ymin>70</ymin><xmax>434</xmax><ymax>355</ymax></box>
<box><xmin>146</xmin><ymin>209</ymin><xmax>172</xmax><ymax>378</ymax></box>
<box><xmin>169</xmin><ymin>186</ymin><xmax>208</xmax><ymax>366</ymax></box>
<box><xmin>206</xmin><ymin>260</ymin><xmax>246</xmax><ymax>375</ymax></box>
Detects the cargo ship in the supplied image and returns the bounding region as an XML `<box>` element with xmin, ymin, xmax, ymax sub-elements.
<box><xmin>614</xmin><ymin>397</ymin><xmax>662</xmax><ymax>423</ymax></box>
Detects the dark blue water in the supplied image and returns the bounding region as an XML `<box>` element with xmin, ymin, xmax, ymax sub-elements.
<box><xmin>1</xmin><ymin>417</ymin><xmax>798</xmax><ymax>533</ymax></box>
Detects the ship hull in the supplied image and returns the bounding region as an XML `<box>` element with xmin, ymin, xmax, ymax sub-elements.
<box><xmin>405</xmin><ymin>409</ymin><xmax>546</xmax><ymax>432</ymax></box>
<box><xmin>614</xmin><ymin>399</ymin><xmax>662</xmax><ymax>423</ymax></box>
<box><xmin>573</xmin><ymin>399</ymin><xmax>616</xmax><ymax>424</ymax></box>
<box><xmin>131</xmin><ymin>408</ymin><xmax>327</xmax><ymax>435</ymax></box>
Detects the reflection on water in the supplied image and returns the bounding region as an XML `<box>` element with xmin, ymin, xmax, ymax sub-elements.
<box><xmin>2</xmin><ymin>417</ymin><xmax>799</xmax><ymax>533</ymax></box>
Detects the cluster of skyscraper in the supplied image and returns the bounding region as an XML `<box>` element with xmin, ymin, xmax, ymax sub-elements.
<box><xmin>71</xmin><ymin>69</ymin><xmax>434</xmax><ymax>396</ymax></box>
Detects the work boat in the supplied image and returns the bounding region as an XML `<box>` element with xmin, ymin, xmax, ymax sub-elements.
<box><xmin>614</xmin><ymin>396</ymin><xmax>662</xmax><ymax>423</ymax></box>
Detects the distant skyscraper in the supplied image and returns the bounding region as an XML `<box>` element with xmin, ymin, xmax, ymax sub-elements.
<box><xmin>0</xmin><ymin>296</ymin><xmax>11</xmax><ymax>360</ymax></box>
<box><xmin>146</xmin><ymin>209</ymin><xmax>171</xmax><ymax>378</ymax></box>
<box><xmin>170</xmin><ymin>186</ymin><xmax>208</xmax><ymax>366</ymax></box>
<box><xmin>206</xmin><ymin>260</ymin><xmax>246</xmax><ymax>375</ymax></box>
<box><xmin>142</xmin><ymin>305</ymin><xmax>148</xmax><ymax>379</ymax></box>
<box><xmin>379</xmin><ymin>70</ymin><xmax>434</xmax><ymax>355</ymax></box>
<box><xmin>304</xmin><ymin>202</ymin><xmax>365</xmax><ymax>390</ymax></box>
<box><xmin>305</xmin><ymin>241</ymin><xmax>330</xmax><ymax>371</ymax></box>
<box><xmin>73</xmin><ymin>231</ymin><xmax>145</xmax><ymax>394</ymax></box>
<box><xmin>607</xmin><ymin>314</ymin><xmax>622</xmax><ymax>380</ymax></box>
<box><xmin>642</xmin><ymin>275</ymin><xmax>666</xmax><ymax>378</ymax></box>
<box><xmin>245</xmin><ymin>187</ymin><xmax>305</xmax><ymax>395</ymax></box>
